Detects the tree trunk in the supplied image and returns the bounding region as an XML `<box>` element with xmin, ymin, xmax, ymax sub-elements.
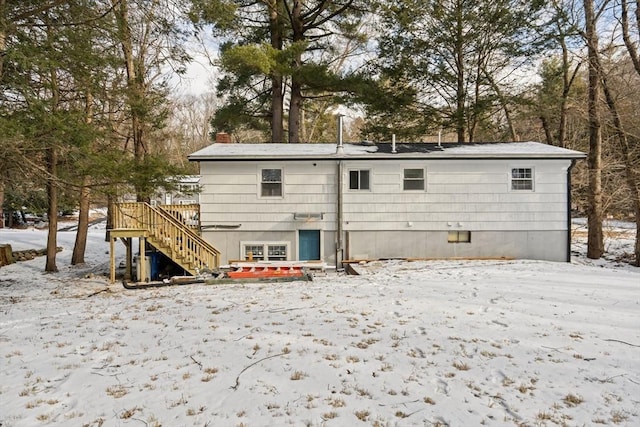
<box><xmin>455</xmin><ymin>0</ymin><xmax>465</xmax><ymax>143</ymax></box>
<box><xmin>0</xmin><ymin>0</ymin><xmax>6</xmax><ymax>81</ymax></box>
<box><xmin>269</xmin><ymin>0</ymin><xmax>284</xmax><ymax>142</ymax></box>
<box><xmin>288</xmin><ymin>0</ymin><xmax>304</xmax><ymax>143</ymax></box>
<box><xmin>621</xmin><ymin>0</ymin><xmax>640</xmax><ymax>76</ymax></box>
<box><xmin>72</xmin><ymin>91</ymin><xmax>94</xmax><ymax>264</ymax></box>
<box><xmin>72</xmin><ymin>179</ymin><xmax>90</xmax><ymax>266</ymax></box>
<box><xmin>540</xmin><ymin>116</ymin><xmax>554</xmax><ymax>146</ymax></box>
<box><xmin>0</xmin><ymin>179</ymin><xmax>4</xmax><ymax>228</ymax></box>
<box><xmin>482</xmin><ymin>67</ymin><xmax>517</xmax><ymax>141</ymax></box>
<box><xmin>289</xmin><ymin>79</ymin><xmax>302</xmax><ymax>143</ymax></box>
<box><xmin>45</xmin><ymin>145</ymin><xmax>58</xmax><ymax>272</ymax></box>
<box><xmin>558</xmin><ymin>36</ymin><xmax>581</xmax><ymax>148</ymax></box>
<box><xmin>584</xmin><ymin>0</ymin><xmax>604</xmax><ymax>259</ymax></box>
<box><xmin>598</xmin><ymin>59</ymin><xmax>640</xmax><ymax>266</ymax></box>
<box><xmin>113</xmin><ymin>0</ymin><xmax>146</xmax><ymax>198</ymax></box>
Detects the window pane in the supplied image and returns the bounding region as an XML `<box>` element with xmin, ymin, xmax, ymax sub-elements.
<box><xmin>448</xmin><ymin>231</ymin><xmax>471</xmax><ymax>243</ymax></box>
<box><xmin>261</xmin><ymin>183</ymin><xmax>282</xmax><ymax>197</ymax></box>
<box><xmin>359</xmin><ymin>170</ymin><xmax>370</xmax><ymax>190</ymax></box>
<box><xmin>268</xmin><ymin>245</ymin><xmax>287</xmax><ymax>260</ymax></box>
<box><xmin>404</xmin><ymin>169</ymin><xmax>423</xmax><ymax>179</ymax></box>
<box><xmin>511</xmin><ymin>168</ymin><xmax>533</xmax><ymax>190</ymax></box>
<box><xmin>245</xmin><ymin>245</ymin><xmax>264</xmax><ymax>260</ymax></box>
<box><xmin>403</xmin><ymin>169</ymin><xmax>424</xmax><ymax>190</ymax></box>
<box><xmin>404</xmin><ymin>180</ymin><xmax>424</xmax><ymax>190</ymax></box>
<box><xmin>349</xmin><ymin>170</ymin><xmax>369</xmax><ymax>190</ymax></box>
<box><xmin>512</xmin><ymin>168</ymin><xmax>531</xmax><ymax>179</ymax></box>
<box><xmin>512</xmin><ymin>180</ymin><xmax>532</xmax><ymax>190</ymax></box>
<box><xmin>349</xmin><ymin>170</ymin><xmax>359</xmax><ymax>189</ymax></box>
<box><xmin>262</xmin><ymin>169</ymin><xmax>281</xmax><ymax>182</ymax></box>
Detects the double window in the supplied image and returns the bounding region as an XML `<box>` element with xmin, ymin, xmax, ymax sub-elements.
<box><xmin>448</xmin><ymin>231</ymin><xmax>471</xmax><ymax>243</ymax></box>
<box><xmin>261</xmin><ymin>168</ymin><xmax>282</xmax><ymax>197</ymax></box>
<box><xmin>511</xmin><ymin>168</ymin><xmax>533</xmax><ymax>191</ymax></box>
<box><xmin>242</xmin><ymin>242</ymin><xmax>288</xmax><ymax>261</ymax></box>
<box><xmin>349</xmin><ymin>170</ymin><xmax>370</xmax><ymax>190</ymax></box>
<box><xmin>403</xmin><ymin>168</ymin><xmax>425</xmax><ymax>190</ymax></box>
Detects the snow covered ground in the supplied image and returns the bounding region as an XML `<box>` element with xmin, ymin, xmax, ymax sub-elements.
<box><xmin>0</xmin><ymin>223</ymin><xmax>638</xmax><ymax>427</ymax></box>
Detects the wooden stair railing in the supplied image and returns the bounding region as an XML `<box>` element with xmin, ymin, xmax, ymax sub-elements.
<box><xmin>158</xmin><ymin>204</ymin><xmax>200</xmax><ymax>232</ymax></box>
<box><xmin>111</xmin><ymin>202</ymin><xmax>220</xmax><ymax>275</ymax></box>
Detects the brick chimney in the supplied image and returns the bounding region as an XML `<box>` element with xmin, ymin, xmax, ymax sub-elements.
<box><xmin>216</xmin><ymin>132</ymin><xmax>231</xmax><ymax>143</ymax></box>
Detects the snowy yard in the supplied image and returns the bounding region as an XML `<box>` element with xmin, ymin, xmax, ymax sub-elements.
<box><xmin>0</xmin><ymin>225</ymin><xmax>638</xmax><ymax>426</ymax></box>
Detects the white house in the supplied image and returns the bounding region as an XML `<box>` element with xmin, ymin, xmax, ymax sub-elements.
<box><xmin>152</xmin><ymin>175</ymin><xmax>201</xmax><ymax>206</ymax></box>
<box><xmin>188</xmin><ymin>141</ymin><xmax>585</xmax><ymax>267</ymax></box>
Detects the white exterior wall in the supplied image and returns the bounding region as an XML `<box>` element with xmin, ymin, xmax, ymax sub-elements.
<box><xmin>342</xmin><ymin>159</ymin><xmax>572</xmax><ymax>261</ymax></box>
<box><xmin>341</xmin><ymin>159</ymin><xmax>570</xmax><ymax>231</ymax></box>
<box><xmin>198</xmin><ymin>157</ymin><xmax>573</xmax><ymax>264</ymax></box>
<box><xmin>199</xmin><ymin>160</ymin><xmax>338</xmax><ymax>264</ymax></box>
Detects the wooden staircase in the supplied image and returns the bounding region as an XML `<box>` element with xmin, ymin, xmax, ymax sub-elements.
<box><xmin>110</xmin><ymin>202</ymin><xmax>220</xmax><ymax>279</ymax></box>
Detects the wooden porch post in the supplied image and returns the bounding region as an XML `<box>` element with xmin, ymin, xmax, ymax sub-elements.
<box><xmin>139</xmin><ymin>237</ymin><xmax>146</xmax><ymax>282</ymax></box>
<box><xmin>109</xmin><ymin>236</ymin><xmax>115</xmax><ymax>283</ymax></box>
<box><xmin>125</xmin><ymin>238</ymin><xmax>132</xmax><ymax>280</ymax></box>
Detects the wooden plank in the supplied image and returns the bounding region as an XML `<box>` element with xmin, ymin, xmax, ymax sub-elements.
<box><xmin>0</xmin><ymin>244</ymin><xmax>14</xmax><ymax>266</ymax></box>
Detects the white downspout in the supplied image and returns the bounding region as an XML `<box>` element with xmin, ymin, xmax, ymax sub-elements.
<box><xmin>336</xmin><ymin>114</ymin><xmax>344</xmax><ymax>267</ymax></box>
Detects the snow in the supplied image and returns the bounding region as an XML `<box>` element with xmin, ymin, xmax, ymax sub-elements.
<box><xmin>188</xmin><ymin>141</ymin><xmax>585</xmax><ymax>160</ymax></box>
<box><xmin>0</xmin><ymin>224</ymin><xmax>638</xmax><ymax>426</ymax></box>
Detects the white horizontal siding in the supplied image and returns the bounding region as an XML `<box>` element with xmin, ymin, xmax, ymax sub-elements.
<box><xmin>340</xmin><ymin>159</ymin><xmax>570</xmax><ymax>232</ymax></box>
<box><xmin>199</xmin><ymin>161</ymin><xmax>337</xmax><ymax>231</ymax></box>
<box><xmin>198</xmin><ymin>158</ymin><xmax>572</xmax><ymax>234</ymax></box>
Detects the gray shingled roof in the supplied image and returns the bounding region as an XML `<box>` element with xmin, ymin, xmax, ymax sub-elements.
<box><xmin>189</xmin><ymin>141</ymin><xmax>586</xmax><ymax>161</ymax></box>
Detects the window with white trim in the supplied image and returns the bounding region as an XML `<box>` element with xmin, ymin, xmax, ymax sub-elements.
<box><xmin>261</xmin><ymin>168</ymin><xmax>282</xmax><ymax>197</ymax></box>
<box><xmin>242</xmin><ymin>242</ymin><xmax>289</xmax><ymax>261</ymax></box>
<box><xmin>511</xmin><ymin>168</ymin><xmax>533</xmax><ymax>190</ymax></box>
<box><xmin>448</xmin><ymin>231</ymin><xmax>471</xmax><ymax>243</ymax></box>
<box><xmin>349</xmin><ymin>170</ymin><xmax>370</xmax><ymax>190</ymax></box>
<box><xmin>403</xmin><ymin>168</ymin><xmax>425</xmax><ymax>190</ymax></box>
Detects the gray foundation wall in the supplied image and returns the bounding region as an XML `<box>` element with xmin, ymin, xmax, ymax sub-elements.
<box><xmin>346</xmin><ymin>230</ymin><xmax>569</xmax><ymax>262</ymax></box>
<box><xmin>206</xmin><ymin>229</ymin><xmax>569</xmax><ymax>265</ymax></box>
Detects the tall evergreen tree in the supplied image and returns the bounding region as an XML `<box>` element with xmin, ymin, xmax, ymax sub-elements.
<box><xmin>191</xmin><ymin>0</ymin><xmax>370</xmax><ymax>143</ymax></box>
<box><xmin>369</xmin><ymin>0</ymin><xmax>546</xmax><ymax>142</ymax></box>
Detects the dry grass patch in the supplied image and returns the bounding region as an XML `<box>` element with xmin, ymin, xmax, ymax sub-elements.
<box><xmin>354</xmin><ymin>410</ymin><xmax>370</xmax><ymax>421</ymax></box>
<box><xmin>453</xmin><ymin>361</ymin><xmax>470</xmax><ymax>371</ymax></box>
<box><xmin>611</xmin><ymin>410</ymin><xmax>629</xmax><ymax>424</ymax></box>
<box><xmin>327</xmin><ymin>397</ymin><xmax>346</xmax><ymax>408</ymax></box>
<box><xmin>120</xmin><ymin>407</ymin><xmax>139</xmax><ymax>419</ymax></box>
<box><xmin>563</xmin><ymin>393</ymin><xmax>584</xmax><ymax>407</ymax></box>
<box><xmin>105</xmin><ymin>384</ymin><xmax>128</xmax><ymax>398</ymax></box>
<box><xmin>290</xmin><ymin>370</ymin><xmax>306</xmax><ymax>380</ymax></box>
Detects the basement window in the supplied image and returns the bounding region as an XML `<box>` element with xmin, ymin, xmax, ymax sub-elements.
<box><xmin>242</xmin><ymin>242</ymin><xmax>289</xmax><ymax>261</ymax></box>
<box><xmin>403</xmin><ymin>168</ymin><xmax>425</xmax><ymax>190</ymax></box>
<box><xmin>448</xmin><ymin>231</ymin><xmax>471</xmax><ymax>243</ymax></box>
<box><xmin>349</xmin><ymin>170</ymin><xmax>370</xmax><ymax>190</ymax></box>
<box><xmin>511</xmin><ymin>168</ymin><xmax>533</xmax><ymax>190</ymax></box>
<box><xmin>261</xmin><ymin>168</ymin><xmax>282</xmax><ymax>197</ymax></box>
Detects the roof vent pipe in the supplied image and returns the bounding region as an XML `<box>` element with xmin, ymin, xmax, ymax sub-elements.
<box><xmin>336</xmin><ymin>114</ymin><xmax>344</xmax><ymax>155</ymax></box>
<box><xmin>438</xmin><ymin>128</ymin><xmax>442</xmax><ymax>149</ymax></box>
<box><xmin>392</xmin><ymin>134</ymin><xmax>397</xmax><ymax>153</ymax></box>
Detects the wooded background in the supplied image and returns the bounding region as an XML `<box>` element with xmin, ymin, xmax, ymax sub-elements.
<box><xmin>0</xmin><ymin>0</ymin><xmax>638</xmax><ymax>268</ymax></box>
